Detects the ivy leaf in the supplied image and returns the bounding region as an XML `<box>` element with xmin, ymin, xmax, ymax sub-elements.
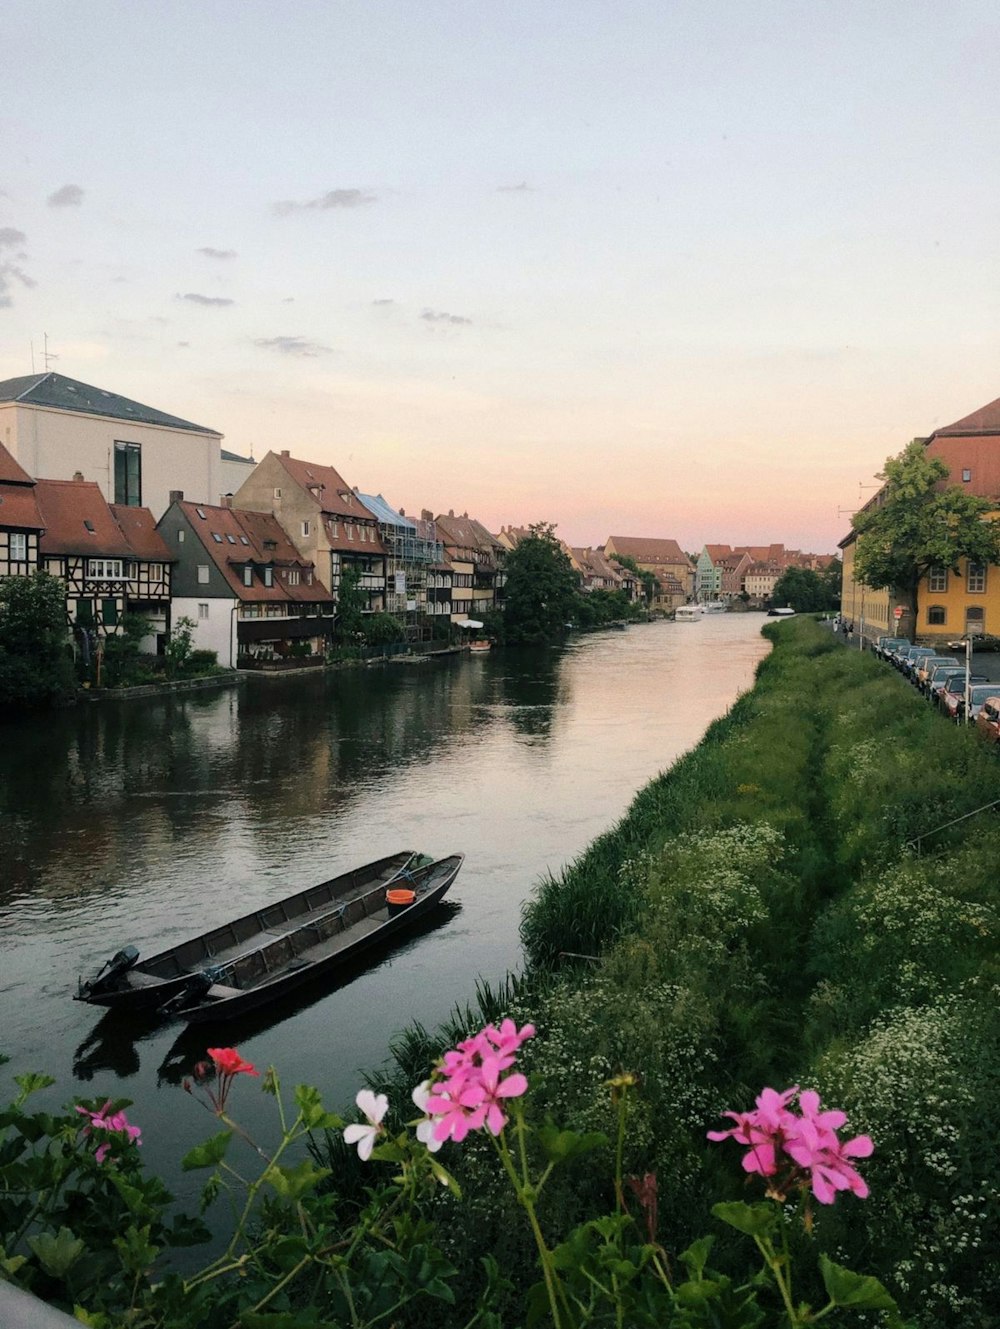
<box><xmin>711</xmin><ymin>1201</ymin><xmax>778</xmax><ymax>1237</ymax></box>
<box><xmin>27</xmin><ymin>1226</ymin><xmax>86</xmax><ymax>1277</ymax></box>
<box><xmin>181</xmin><ymin>1130</ymin><xmax>232</xmax><ymax>1170</ymax></box>
<box><xmin>819</xmin><ymin>1255</ymin><xmax>899</xmax><ymax>1310</ymax></box>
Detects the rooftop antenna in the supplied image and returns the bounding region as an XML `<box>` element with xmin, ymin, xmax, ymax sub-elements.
<box><xmin>42</xmin><ymin>333</ymin><xmax>58</xmax><ymax>371</ymax></box>
<box><xmin>30</xmin><ymin>340</ymin><xmax>35</xmax><ymax>373</ymax></box>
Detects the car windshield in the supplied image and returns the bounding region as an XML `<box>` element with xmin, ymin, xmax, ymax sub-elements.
<box><xmin>969</xmin><ymin>686</ymin><xmax>997</xmax><ymax>704</ymax></box>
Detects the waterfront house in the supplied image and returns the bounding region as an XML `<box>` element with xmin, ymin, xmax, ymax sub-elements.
<box><xmin>33</xmin><ymin>475</ymin><xmax>172</xmax><ymax>649</ymax></box>
<box><xmin>355</xmin><ymin>494</ymin><xmax>444</xmax><ymax>622</ymax></box>
<box><xmin>603</xmin><ymin>535</ymin><xmax>695</xmax><ymax>601</ymax></box>
<box><xmin>435</xmin><ymin>511</ymin><xmax>505</xmax><ymax>620</ymax></box>
<box><xmin>157</xmin><ymin>498</ymin><xmax>333</xmax><ymax>667</ymax></box>
<box><xmin>0</xmin><ymin>442</ymin><xmax>44</xmax><ymax>579</ymax></box>
<box><xmin>0</xmin><ymin>372</ymin><xmax>223</xmax><ymax>519</ymax></box>
<box><xmin>744</xmin><ymin>561</ymin><xmax>785</xmax><ymax>605</ymax></box>
<box><xmin>569</xmin><ymin>546</ymin><xmax>625</xmax><ymax>593</ymax></box>
<box><xmin>719</xmin><ymin>551</ymin><xmax>753</xmax><ymax>600</ymax></box>
<box><xmin>695</xmin><ymin>545</ymin><xmax>733</xmax><ymax>601</ymax></box>
<box><xmin>233</xmin><ymin>451</ymin><xmax>385</xmax><ymax>609</ymax></box>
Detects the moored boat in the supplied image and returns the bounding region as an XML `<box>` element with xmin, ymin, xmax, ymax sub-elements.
<box><xmin>170</xmin><ymin>853</ymin><xmax>464</xmax><ymax>1023</ymax></box>
<box><xmin>76</xmin><ymin>850</ymin><xmax>425</xmax><ymax>1013</ymax></box>
<box><xmin>674</xmin><ymin>605</ymin><xmax>702</xmax><ymax>622</ymax></box>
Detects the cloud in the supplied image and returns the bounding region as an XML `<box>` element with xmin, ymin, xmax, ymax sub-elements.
<box><xmin>48</xmin><ymin>184</ymin><xmax>84</xmax><ymax>207</ymax></box>
<box><xmin>197</xmin><ymin>246</ymin><xmax>237</xmax><ymax>260</ymax></box>
<box><xmin>253</xmin><ymin>335</ymin><xmax>332</xmax><ymax>358</ymax></box>
<box><xmin>177</xmin><ymin>292</ymin><xmax>235</xmax><ymax>307</ymax></box>
<box><xmin>273</xmin><ymin>188</ymin><xmax>377</xmax><ymax>215</ymax></box>
<box><xmin>421</xmin><ymin>308</ymin><xmax>472</xmax><ymax>326</ymax></box>
<box><xmin>0</xmin><ymin>227</ymin><xmax>34</xmax><ymax>308</ymax></box>
<box><xmin>373</xmin><ymin>298</ymin><xmax>395</xmax><ymax>306</ymax></box>
<box><xmin>177</xmin><ymin>341</ymin><xmax>190</xmax><ymax>348</ymax></box>
<box><xmin>498</xmin><ymin>181</ymin><xmax>532</xmax><ymax>192</ymax></box>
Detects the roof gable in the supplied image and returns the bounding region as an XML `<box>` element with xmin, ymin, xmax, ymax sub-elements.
<box><xmin>271</xmin><ymin>451</ymin><xmax>377</xmax><ymax>521</ymax></box>
<box><xmin>0</xmin><ymin>372</ymin><xmax>221</xmax><ymax>436</ymax></box>
<box><xmin>606</xmin><ymin>535</ymin><xmax>692</xmax><ymax>567</ymax></box>
<box><xmin>35</xmin><ymin>479</ymin><xmax>133</xmax><ymax>557</ymax></box>
<box><xmin>0</xmin><ymin>440</ymin><xmax>34</xmax><ymax>486</ymax></box>
<box><xmin>934</xmin><ymin>395</ymin><xmax>1000</xmax><ymax>437</ymax></box>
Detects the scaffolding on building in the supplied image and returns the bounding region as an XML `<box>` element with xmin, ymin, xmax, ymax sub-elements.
<box><xmin>356</xmin><ymin>493</ymin><xmax>445</xmax><ymax>633</ymax></box>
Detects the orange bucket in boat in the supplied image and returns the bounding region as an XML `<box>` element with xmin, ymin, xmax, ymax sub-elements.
<box><xmin>386</xmin><ymin>887</ymin><xmax>416</xmax><ymax>916</ymax></box>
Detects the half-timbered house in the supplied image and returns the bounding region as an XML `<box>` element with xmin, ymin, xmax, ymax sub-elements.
<box><xmin>33</xmin><ymin>476</ymin><xmax>173</xmax><ymax>647</ymax></box>
<box><xmin>0</xmin><ymin>442</ymin><xmax>44</xmax><ymax>579</ymax></box>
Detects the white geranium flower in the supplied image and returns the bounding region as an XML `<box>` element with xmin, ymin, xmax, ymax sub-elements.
<box><xmin>343</xmin><ymin>1088</ymin><xmax>388</xmax><ymax>1161</ymax></box>
<box><xmin>411</xmin><ymin>1079</ymin><xmax>443</xmax><ymax>1154</ymax></box>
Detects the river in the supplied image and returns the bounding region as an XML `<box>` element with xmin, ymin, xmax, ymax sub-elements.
<box><xmin>0</xmin><ymin>614</ymin><xmax>769</xmax><ymax>1215</ymax></box>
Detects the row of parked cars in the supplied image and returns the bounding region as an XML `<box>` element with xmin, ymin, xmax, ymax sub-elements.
<box><xmin>872</xmin><ymin>637</ymin><xmax>1000</xmax><ymax>740</ymax></box>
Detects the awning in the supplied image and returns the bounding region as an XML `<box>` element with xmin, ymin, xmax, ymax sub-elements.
<box><xmin>458</xmin><ymin>619</ymin><xmax>484</xmax><ymax>630</ymax></box>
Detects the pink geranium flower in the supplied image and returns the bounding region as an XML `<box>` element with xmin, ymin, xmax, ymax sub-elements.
<box><xmin>425</xmin><ymin>1019</ymin><xmax>534</xmax><ymax>1144</ymax></box>
<box><xmin>76</xmin><ymin>1099</ymin><xmax>142</xmax><ymax>1164</ymax></box>
<box><xmin>708</xmin><ymin>1086</ymin><xmax>873</xmax><ymax>1207</ymax></box>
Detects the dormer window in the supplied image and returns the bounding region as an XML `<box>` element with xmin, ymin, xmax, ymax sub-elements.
<box><xmin>84</xmin><ymin>520</ymin><xmax>95</xmax><ymax>533</ymax></box>
<box><xmin>263</xmin><ymin>566</ymin><xmax>273</xmax><ymax>587</ymax></box>
<box><xmin>243</xmin><ymin>565</ymin><xmax>253</xmax><ymax>586</ymax></box>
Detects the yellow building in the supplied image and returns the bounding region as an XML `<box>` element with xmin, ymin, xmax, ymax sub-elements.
<box><xmin>841</xmin><ymin>392</ymin><xmax>1000</xmax><ymax>643</ymax></box>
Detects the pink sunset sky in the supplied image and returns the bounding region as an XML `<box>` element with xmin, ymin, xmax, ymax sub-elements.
<box><xmin>2</xmin><ymin>2</ymin><xmax>998</xmax><ymax>553</ymax></box>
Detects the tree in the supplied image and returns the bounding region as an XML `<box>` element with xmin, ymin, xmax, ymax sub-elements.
<box><xmin>608</xmin><ymin>552</ymin><xmax>657</xmax><ymax>607</ymax></box>
<box><xmin>335</xmin><ymin>565</ymin><xmax>366</xmax><ymax>642</ymax></box>
<box><xmin>164</xmin><ymin>616</ymin><xmax>196</xmax><ymax>678</ymax></box>
<box><xmin>502</xmin><ymin>523</ymin><xmax>580</xmax><ymax>645</ymax></box>
<box><xmin>0</xmin><ymin>571</ymin><xmax>74</xmax><ymax>708</ymax></box>
<box><xmin>852</xmin><ymin>440</ymin><xmax>1000</xmax><ymax>625</ymax></box>
<box><xmin>770</xmin><ymin>563</ymin><xmax>841</xmax><ymax>614</ymax></box>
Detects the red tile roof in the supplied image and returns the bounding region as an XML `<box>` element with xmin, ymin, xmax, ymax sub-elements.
<box><xmin>179</xmin><ymin>501</ymin><xmax>333</xmax><ymax>605</ymax></box>
<box><xmin>35</xmin><ymin>479</ymin><xmax>133</xmax><ymax>558</ymax></box>
<box><xmin>934</xmin><ymin>395</ymin><xmax>1000</xmax><ymax>436</ymax></box>
<box><xmin>703</xmin><ymin>544</ymin><xmax>732</xmax><ymax>562</ymax></box>
<box><xmin>0</xmin><ymin>440</ymin><xmax>34</xmax><ymax>486</ymax></box>
<box><xmin>110</xmin><ymin>504</ymin><xmax>172</xmax><ymax>562</ymax></box>
<box><xmin>271</xmin><ymin>451</ymin><xmax>378</xmax><ymax>522</ymax></box>
<box><xmin>606</xmin><ymin>535</ymin><xmax>692</xmax><ymax>567</ymax></box>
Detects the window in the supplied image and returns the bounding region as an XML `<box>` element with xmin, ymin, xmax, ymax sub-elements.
<box><xmin>329</xmin><ymin>520</ymin><xmax>338</xmax><ymax>538</ymax></box>
<box><xmin>928</xmin><ymin>605</ymin><xmax>946</xmax><ymax>625</ymax></box>
<box><xmin>963</xmin><ymin>469</ymin><xmax>972</xmax><ymax>482</ymax></box>
<box><xmin>197</xmin><ymin>564</ymin><xmax>210</xmax><ymax>584</ymax></box>
<box><xmin>239</xmin><ymin>535</ymin><xmax>249</xmax><ymax>545</ymax></box>
<box><xmin>928</xmin><ymin>567</ymin><xmax>948</xmax><ymax>593</ymax></box>
<box><xmin>226</xmin><ymin>534</ymin><xmax>236</xmax><ymax>544</ymax></box>
<box><xmin>87</xmin><ymin>558</ymin><xmax>125</xmax><ymax>580</ymax></box>
<box><xmin>113</xmin><ymin>441</ymin><xmax>141</xmax><ymax>506</ymax></box>
<box><xmin>286</xmin><ymin>569</ymin><xmax>300</xmax><ymax>586</ymax></box>
<box><xmin>347</xmin><ymin>525</ymin><xmax>354</xmax><ymax>541</ymax></box>
<box><xmin>306</xmin><ymin>571</ymin><xmax>313</xmax><ymax>585</ymax></box>
<box><xmin>84</xmin><ymin>520</ymin><xmax>95</xmax><ymax>533</ymax></box>
<box><xmin>198</xmin><ymin>603</ymin><xmax>209</xmax><ymax>620</ymax></box>
<box><xmin>177</xmin><ymin>529</ymin><xmax>185</xmax><ymax>543</ymax></box>
<box><xmin>243</xmin><ymin>566</ymin><xmax>253</xmax><ymax>586</ymax></box>
<box><xmin>968</xmin><ymin>562</ymin><xmax>987</xmax><ymax>593</ymax></box>
<box><xmin>966</xmin><ymin>606</ymin><xmax>985</xmax><ymax>635</ymax></box>
<box><xmin>9</xmin><ymin>533</ymin><xmax>27</xmax><ymax>561</ymax></box>
<box><xmin>263</xmin><ymin>566</ymin><xmax>273</xmax><ymax>587</ymax></box>
<box><xmin>212</xmin><ymin>532</ymin><xmax>223</xmax><ymax>543</ymax></box>
<box><xmin>101</xmin><ymin>598</ymin><xmax>118</xmax><ymax>627</ymax></box>
<box><xmin>196</xmin><ymin>508</ymin><xmax>207</xmax><ymax>520</ymax></box>
<box><xmin>273</xmin><ymin>488</ymin><xmax>282</xmax><ymax>499</ymax></box>
<box><xmin>301</xmin><ymin>520</ymin><xmax>311</xmax><ymax>537</ymax></box>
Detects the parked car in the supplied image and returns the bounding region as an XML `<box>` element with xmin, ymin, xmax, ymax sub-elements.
<box><xmin>975</xmin><ymin>697</ymin><xmax>1000</xmax><ymax>743</ymax></box>
<box><xmin>915</xmin><ymin>655</ymin><xmax>958</xmax><ymax>693</ymax></box>
<box><xmin>878</xmin><ymin>636</ymin><xmax>909</xmax><ymax>661</ymax></box>
<box><xmin>955</xmin><ymin>683</ymin><xmax>1000</xmax><ymax>725</ymax></box>
<box><xmin>927</xmin><ymin>664</ymin><xmax>969</xmax><ymax>704</ymax></box>
<box><xmin>883</xmin><ymin>639</ymin><xmax>912</xmax><ymax>665</ymax></box>
<box><xmin>903</xmin><ymin>648</ymin><xmax>940</xmax><ymax>682</ymax></box>
<box><xmin>939</xmin><ymin>675</ymin><xmax>988</xmax><ymax>720</ymax></box>
<box><xmin>894</xmin><ymin>645</ymin><xmax>929</xmax><ymax>672</ymax></box>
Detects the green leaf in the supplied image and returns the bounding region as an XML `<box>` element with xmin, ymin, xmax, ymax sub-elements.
<box><xmin>181</xmin><ymin>1130</ymin><xmax>232</xmax><ymax>1170</ymax></box>
<box><xmin>264</xmin><ymin>1157</ymin><xmax>330</xmax><ymax>1201</ymax></box>
<box><xmin>14</xmin><ymin>1072</ymin><xmax>55</xmax><ymax>1102</ymax></box>
<box><xmin>429</xmin><ymin>1157</ymin><xmax>462</xmax><ymax>1197</ymax></box>
<box><xmin>679</xmin><ymin>1235</ymin><xmax>714</xmax><ymax>1278</ymax></box>
<box><xmin>819</xmin><ymin>1255</ymin><xmax>899</xmax><ymax>1310</ymax></box>
<box><xmin>269</xmin><ymin>1234</ymin><xmax>310</xmax><ymax>1272</ymax></box>
<box><xmin>711</xmin><ymin>1201</ymin><xmax>778</xmax><ymax>1238</ymax></box>
<box><xmin>294</xmin><ymin>1082</ymin><xmax>343</xmax><ymax>1131</ymax></box>
<box><xmin>27</xmin><ymin>1226</ymin><xmax>86</xmax><ymax>1278</ymax></box>
<box><xmin>536</xmin><ymin>1123</ymin><xmax>608</xmax><ymax>1164</ymax></box>
<box><xmin>0</xmin><ymin>1253</ymin><xmax>27</xmax><ymax>1277</ymax></box>
<box><xmin>113</xmin><ymin>1224</ymin><xmax>159</xmax><ymax>1276</ymax></box>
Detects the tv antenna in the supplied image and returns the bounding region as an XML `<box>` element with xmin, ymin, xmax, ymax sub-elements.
<box><xmin>42</xmin><ymin>333</ymin><xmax>58</xmax><ymax>370</ymax></box>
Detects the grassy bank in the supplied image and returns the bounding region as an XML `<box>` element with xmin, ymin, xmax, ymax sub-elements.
<box><xmin>360</xmin><ymin>617</ymin><xmax>1000</xmax><ymax>1326</ymax></box>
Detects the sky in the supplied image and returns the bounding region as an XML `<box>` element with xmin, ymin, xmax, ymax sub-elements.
<box><xmin>2</xmin><ymin>1</ymin><xmax>999</xmax><ymax>553</ymax></box>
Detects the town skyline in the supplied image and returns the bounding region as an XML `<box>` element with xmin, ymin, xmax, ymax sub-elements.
<box><xmin>3</xmin><ymin>1</ymin><xmax>998</xmax><ymax>552</ymax></box>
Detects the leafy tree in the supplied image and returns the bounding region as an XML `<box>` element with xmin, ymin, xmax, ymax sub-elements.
<box><xmin>335</xmin><ymin>565</ymin><xmax>366</xmax><ymax>641</ymax></box>
<box><xmin>102</xmin><ymin>613</ymin><xmax>153</xmax><ymax>687</ymax></box>
<box><xmin>852</xmin><ymin>440</ymin><xmax>1000</xmax><ymax>623</ymax></box>
<box><xmin>164</xmin><ymin>615</ymin><xmax>196</xmax><ymax>678</ymax></box>
<box><xmin>502</xmin><ymin>523</ymin><xmax>579</xmax><ymax>645</ymax></box>
<box><xmin>771</xmin><ymin>565</ymin><xmax>840</xmax><ymax>614</ymax></box>
<box><xmin>362</xmin><ymin>612</ymin><xmax>405</xmax><ymax>649</ymax></box>
<box><xmin>0</xmin><ymin>571</ymin><xmax>74</xmax><ymax>708</ymax></box>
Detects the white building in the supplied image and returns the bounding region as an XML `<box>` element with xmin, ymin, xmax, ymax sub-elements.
<box><xmin>0</xmin><ymin>372</ymin><xmax>223</xmax><ymax>520</ymax></box>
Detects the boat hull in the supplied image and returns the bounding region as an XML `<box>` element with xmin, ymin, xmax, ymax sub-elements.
<box><xmin>175</xmin><ymin>854</ymin><xmax>463</xmax><ymax>1023</ymax></box>
<box><xmin>75</xmin><ymin>851</ymin><xmax>419</xmax><ymax>1011</ymax></box>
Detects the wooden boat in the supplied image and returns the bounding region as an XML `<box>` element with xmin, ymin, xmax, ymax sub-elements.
<box><xmin>76</xmin><ymin>851</ymin><xmax>424</xmax><ymax>1013</ymax></box>
<box><xmin>169</xmin><ymin>853</ymin><xmax>463</xmax><ymax>1024</ymax></box>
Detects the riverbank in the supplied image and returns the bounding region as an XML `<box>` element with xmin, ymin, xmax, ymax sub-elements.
<box><xmin>361</xmin><ymin>616</ymin><xmax>1000</xmax><ymax>1327</ymax></box>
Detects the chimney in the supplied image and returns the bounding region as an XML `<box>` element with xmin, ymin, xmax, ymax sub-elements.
<box><xmin>169</xmin><ymin>489</ymin><xmax>184</xmax><ymax>504</ymax></box>
<box><xmin>448</xmin><ymin>509</ymin><xmax>454</xmax><ymax>518</ymax></box>
<box><xmin>221</xmin><ymin>495</ymin><xmax>233</xmax><ymax>508</ymax></box>
<box><xmin>421</xmin><ymin>509</ymin><xmax>433</xmax><ymax>522</ymax></box>
<box><xmin>72</xmin><ymin>470</ymin><xmax>84</xmax><ymax>482</ymax></box>
<box><xmin>280</xmin><ymin>449</ymin><xmax>290</xmax><ymax>458</ymax></box>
